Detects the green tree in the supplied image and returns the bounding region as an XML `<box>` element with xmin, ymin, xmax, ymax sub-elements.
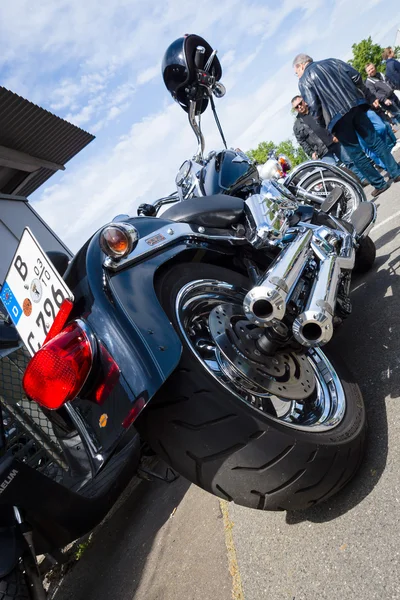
<box><xmin>348</xmin><ymin>36</ymin><xmax>385</xmax><ymax>77</ymax></box>
<box><xmin>246</xmin><ymin>141</ymin><xmax>275</xmax><ymax>164</ymax></box>
<box><xmin>247</xmin><ymin>138</ymin><xmax>307</xmax><ymax>167</ymax></box>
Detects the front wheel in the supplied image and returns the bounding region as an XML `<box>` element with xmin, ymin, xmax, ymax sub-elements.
<box><xmin>137</xmin><ymin>263</ymin><xmax>366</xmax><ymax>511</ymax></box>
<box><xmin>299</xmin><ymin>169</ymin><xmax>362</xmax><ymax>222</ymax></box>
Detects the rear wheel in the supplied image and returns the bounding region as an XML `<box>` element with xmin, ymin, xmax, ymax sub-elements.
<box><xmin>354</xmin><ymin>236</ymin><xmax>376</xmax><ymax>273</ymax></box>
<box><xmin>138</xmin><ymin>263</ymin><xmax>366</xmax><ymax>511</ymax></box>
<box><xmin>0</xmin><ymin>566</ymin><xmax>31</xmax><ymax>600</ymax></box>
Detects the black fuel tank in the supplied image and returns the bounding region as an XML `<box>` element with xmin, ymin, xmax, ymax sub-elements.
<box><xmin>201</xmin><ymin>150</ymin><xmax>259</xmax><ymax>198</ymax></box>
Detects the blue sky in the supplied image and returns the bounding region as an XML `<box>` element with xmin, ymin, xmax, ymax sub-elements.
<box><xmin>1</xmin><ymin>0</ymin><xmax>399</xmax><ymax>251</ymax></box>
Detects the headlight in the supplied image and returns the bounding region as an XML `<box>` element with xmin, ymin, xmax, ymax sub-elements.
<box><xmin>175</xmin><ymin>160</ymin><xmax>191</xmax><ymax>186</ymax></box>
<box><xmin>100</xmin><ymin>222</ymin><xmax>139</xmax><ymax>259</ymax></box>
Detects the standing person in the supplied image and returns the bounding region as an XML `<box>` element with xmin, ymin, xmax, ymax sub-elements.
<box><xmin>365</xmin><ymin>63</ymin><xmax>400</xmax><ymax>123</ymax></box>
<box><xmin>293</xmin><ymin>53</ymin><xmax>400</xmax><ymax>197</ymax></box>
<box><xmin>382</xmin><ymin>47</ymin><xmax>400</xmax><ymax>90</ymax></box>
<box><xmin>291</xmin><ymin>95</ymin><xmax>365</xmax><ymax>181</ymax></box>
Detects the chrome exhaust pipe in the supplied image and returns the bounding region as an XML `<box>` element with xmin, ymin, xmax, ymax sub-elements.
<box><xmin>243</xmin><ymin>229</ymin><xmax>312</xmax><ymax>324</ymax></box>
<box><xmin>292</xmin><ymin>255</ymin><xmax>340</xmax><ymax>347</ymax></box>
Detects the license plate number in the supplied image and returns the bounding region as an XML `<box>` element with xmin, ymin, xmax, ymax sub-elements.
<box><xmin>1</xmin><ymin>228</ymin><xmax>74</xmax><ymax>356</ymax></box>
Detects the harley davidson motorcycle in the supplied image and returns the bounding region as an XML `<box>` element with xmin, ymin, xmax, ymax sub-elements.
<box><xmin>257</xmin><ymin>150</ymin><xmax>367</xmax><ymax>223</ymax></box>
<box><xmin>0</xmin><ymin>34</ymin><xmax>377</xmax><ymax>598</ymax></box>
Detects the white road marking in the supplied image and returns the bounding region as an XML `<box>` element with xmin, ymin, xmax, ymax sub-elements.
<box><xmin>373</xmin><ymin>208</ymin><xmax>400</xmax><ymax>232</ymax></box>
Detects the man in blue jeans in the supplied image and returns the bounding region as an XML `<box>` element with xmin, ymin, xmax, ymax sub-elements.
<box><xmin>293</xmin><ymin>53</ymin><xmax>400</xmax><ymax>197</ymax></box>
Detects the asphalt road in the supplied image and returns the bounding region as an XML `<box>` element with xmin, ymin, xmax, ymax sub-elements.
<box><xmin>54</xmin><ymin>150</ymin><xmax>400</xmax><ymax>600</ymax></box>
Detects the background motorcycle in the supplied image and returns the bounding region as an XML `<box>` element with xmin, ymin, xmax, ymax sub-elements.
<box><xmin>258</xmin><ymin>149</ymin><xmax>367</xmax><ymax>223</ymax></box>
<box><xmin>0</xmin><ymin>34</ymin><xmax>377</xmax><ymax>599</ymax></box>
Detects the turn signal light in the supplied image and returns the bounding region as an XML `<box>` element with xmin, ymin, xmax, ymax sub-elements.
<box><xmin>99</xmin><ymin>222</ymin><xmax>139</xmax><ymax>259</ymax></box>
<box><xmin>23</xmin><ymin>322</ymin><xmax>92</xmax><ymax>409</ymax></box>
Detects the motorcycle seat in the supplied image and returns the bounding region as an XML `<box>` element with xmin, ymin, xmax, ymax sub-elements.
<box><xmin>162</xmin><ymin>194</ymin><xmax>244</xmax><ymax>228</ymax></box>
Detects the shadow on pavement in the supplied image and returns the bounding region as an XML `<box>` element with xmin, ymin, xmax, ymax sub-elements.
<box><xmin>286</xmin><ymin>225</ymin><xmax>400</xmax><ymax>524</ymax></box>
<box><xmin>53</xmin><ymin>471</ymin><xmax>191</xmax><ymax>600</ymax></box>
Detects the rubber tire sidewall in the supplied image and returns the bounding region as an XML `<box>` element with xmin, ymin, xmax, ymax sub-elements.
<box><xmin>0</xmin><ymin>565</ymin><xmax>31</xmax><ymax>600</ymax></box>
<box><xmin>354</xmin><ymin>236</ymin><xmax>376</xmax><ymax>273</ymax></box>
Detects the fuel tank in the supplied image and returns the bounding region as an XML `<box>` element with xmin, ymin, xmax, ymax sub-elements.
<box><xmin>200</xmin><ymin>149</ymin><xmax>259</xmax><ymax>198</ymax></box>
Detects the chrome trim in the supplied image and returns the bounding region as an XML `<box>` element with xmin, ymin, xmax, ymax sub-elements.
<box><xmin>245</xmin><ymin>192</ymin><xmax>292</xmax><ymax>248</ymax></box>
<box><xmin>292</xmin><ymin>224</ymin><xmax>355</xmax><ymax>347</ymax></box>
<box><xmin>152</xmin><ymin>191</ymin><xmax>180</xmax><ymax>213</ymax></box>
<box><xmin>292</xmin><ymin>255</ymin><xmax>340</xmax><ymax>347</ymax></box>
<box><xmin>243</xmin><ymin>229</ymin><xmax>313</xmax><ymax>324</ymax></box>
<box><xmin>65</xmin><ymin>318</ymin><xmax>104</xmax><ymax>466</ymax></box>
<box><xmin>189</xmin><ymin>100</ymin><xmax>205</xmax><ymax>162</ymax></box>
<box><xmin>103</xmin><ymin>222</ymin><xmax>244</xmax><ymax>271</ymax></box>
<box><xmin>285</xmin><ymin>160</ymin><xmax>367</xmax><ymax>202</ymax></box>
<box><xmin>99</xmin><ymin>222</ymin><xmax>139</xmax><ymax>259</ymax></box>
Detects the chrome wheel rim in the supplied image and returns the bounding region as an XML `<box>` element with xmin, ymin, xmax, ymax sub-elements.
<box><xmin>175</xmin><ymin>279</ymin><xmax>346</xmax><ymax>433</ymax></box>
<box><xmin>302</xmin><ymin>174</ymin><xmax>359</xmax><ymax>222</ymax></box>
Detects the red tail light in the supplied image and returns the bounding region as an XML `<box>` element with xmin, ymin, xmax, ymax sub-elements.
<box><xmin>23</xmin><ymin>322</ymin><xmax>92</xmax><ymax>409</ymax></box>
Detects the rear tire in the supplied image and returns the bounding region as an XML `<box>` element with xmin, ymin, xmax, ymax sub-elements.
<box><xmin>0</xmin><ymin>566</ymin><xmax>31</xmax><ymax>600</ymax></box>
<box><xmin>354</xmin><ymin>236</ymin><xmax>376</xmax><ymax>273</ymax></box>
<box><xmin>137</xmin><ymin>263</ymin><xmax>366</xmax><ymax>511</ymax></box>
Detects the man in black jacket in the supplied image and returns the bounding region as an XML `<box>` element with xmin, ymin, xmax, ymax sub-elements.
<box><xmin>292</xmin><ymin>96</ymin><xmax>348</xmax><ymax>160</ymax></box>
<box><xmin>365</xmin><ymin>63</ymin><xmax>400</xmax><ymax>123</ymax></box>
<box><xmin>294</xmin><ymin>53</ymin><xmax>400</xmax><ymax>197</ymax></box>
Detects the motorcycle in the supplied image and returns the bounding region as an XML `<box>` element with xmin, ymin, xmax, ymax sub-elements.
<box><xmin>257</xmin><ymin>149</ymin><xmax>367</xmax><ymax>223</ymax></box>
<box><xmin>0</xmin><ymin>34</ymin><xmax>377</xmax><ymax>598</ymax></box>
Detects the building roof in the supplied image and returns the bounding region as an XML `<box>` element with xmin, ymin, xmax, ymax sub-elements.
<box><xmin>0</xmin><ymin>86</ymin><xmax>94</xmax><ymax>197</ymax></box>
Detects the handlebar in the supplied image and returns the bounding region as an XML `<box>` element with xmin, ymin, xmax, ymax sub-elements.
<box><xmin>194</xmin><ymin>46</ymin><xmax>206</xmax><ymax>70</ymax></box>
<box><xmin>137</xmin><ymin>192</ymin><xmax>179</xmax><ymax>217</ymax></box>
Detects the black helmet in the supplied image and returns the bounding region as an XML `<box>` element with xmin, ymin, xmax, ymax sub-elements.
<box><xmin>162</xmin><ymin>34</ymin><xmax>222</xmax><ymax>114</ymax></box>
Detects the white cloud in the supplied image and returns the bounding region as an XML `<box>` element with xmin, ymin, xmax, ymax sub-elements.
<box><xmin>137</xmin><ymin>65</ymin><xmax>160</xmax><ymax>85</ymax></box>
<box><xmin>2</xmin><ymin>0</ymin><xmax>398</xmax><ymax>254</ymax></box>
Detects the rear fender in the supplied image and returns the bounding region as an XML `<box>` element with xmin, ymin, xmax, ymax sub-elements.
<box><xmin>64</xmin><ymin>218</ymin><xmax>233</xmax><ymax>452</ymax></box>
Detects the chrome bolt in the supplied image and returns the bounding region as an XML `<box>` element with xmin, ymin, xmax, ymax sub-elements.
<box><xmin>267</xmin><ymin>291</ymin><xmax>272</xmax><ymax>297</ymax></box>
<box><xmin>167</xmin><ymin>228</ymin><xmax>174</xmax><ymax>235</ymax></box>
<box><xmin>313</xmin><ymin>314</ymin><xmax>319</xmax><ymax>319</ymax></box>
<box><xmin>244</xmin><ymin>306</ymin><xmax>249</xmax><ymax>312</ymax></box>
<box><xmin>198</xmin><ymin>226</ymin><xmax>205</xmax><ymax>233</ymax></box>
<box><xmin>272</xmin><ymin>358</ymin><xmax>279</xmax><ymax>365</ymax></box>
<box><xmin>254</xmin><ymin>349</ymin><xmax>261</xmax><ymax>356</ymax></box>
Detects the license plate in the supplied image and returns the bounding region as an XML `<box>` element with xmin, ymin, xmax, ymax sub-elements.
<box><xmin>1</xmin><ymin>228</ymin><xmax>74</xmax><ymax>356</ymax></box>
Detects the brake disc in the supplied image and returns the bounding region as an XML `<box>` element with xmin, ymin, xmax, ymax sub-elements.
<box><xmin>208</xmin><ymin>303</ymin><xmax>316</xmax><ymax>400</ymax></box>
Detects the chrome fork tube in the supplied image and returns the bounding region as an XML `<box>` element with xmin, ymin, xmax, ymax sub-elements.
<box><xmin>189</xmin><ymin>100</ymin><xmax>205</xmax><ymax>162</ymax></box>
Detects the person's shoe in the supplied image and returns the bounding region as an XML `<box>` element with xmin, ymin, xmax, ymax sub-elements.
<box><xmin>371</xmin><ymin>183</ymin><xmax>391</xmax><ymax>197</ymax></box>
<box><xmin>393</xmin><ymin>175</ymin><xmax>400</xmax><ymax>183</ymax></box>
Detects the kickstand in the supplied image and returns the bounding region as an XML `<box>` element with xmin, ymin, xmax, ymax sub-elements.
<box><xmin>137</xmin><ymin>465</ymin><xmax>179</xmax><ymax>484</ymax></box>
